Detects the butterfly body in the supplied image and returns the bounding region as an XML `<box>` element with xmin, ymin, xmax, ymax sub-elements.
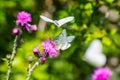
<box><xmin>40</xmin><ymin>15</ymin><xmax>74</xmax><ymax>27</ymax></box>
<box><xmin>83</xmin><ymin>39</ymin><xmax>106</xmax><ymax>67</ymax></box>
<box><xmin>54</xmin><ymin>29</ymin><xmax>75</xmax><ymax>50</ymax></box>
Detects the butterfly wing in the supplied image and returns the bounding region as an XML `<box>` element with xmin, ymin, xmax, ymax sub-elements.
<box><xmin>83</xmin><ymin>39</ymin><xmax>106</xmax><ymax>67</ymax></box>
<box><xmin>89</xmin><ymin>39</ymin><xmax>102</xmax><ymax>53</ymax></box>
<box><xmin>54</xmin><ymin>29</ymin><xmax>75</xmax><ymax>50</ymax></box>
<box><xmin>67</xmin><ymin>36</ymin><xmax>75</xmax><ymax>42</ymax></box>
<box><xmin>54</xmin><ymin>29</ymin><xmax>66</xmax><ymax>50</ymax></box>
<box><xmin>60</xmin><ymin>36</ymin><xmax>75</xmax><ymax>50</ymax></box>
<box><xmin>83</xmin><ymin>51</ymin><xmax>106</xmax><ymax>67</ymax></box>
<box><xmin>59</xmin><ymin>29</ymin><xmax>72</xmax><ymax>50</ymax></box>
<box><xmin>40</xmin><ymin>15</ymin><xmax>54</xmax><ymax>23</ymax></box>
<box><xmin>54</xmin><ymin>37</ymin><xmax>63</xmax><ymax>50</ymax></box>
<box><xmin>56</xmin><ymin>16</ymin><xmax>74</xmax><ymax>27</ymax></box>
<box><xmin>61</xmin><ymin>42</ymin><xmax>71</xmax><ymax>50</ymax></box>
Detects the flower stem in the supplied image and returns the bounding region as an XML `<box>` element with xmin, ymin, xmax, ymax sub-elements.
<box><xmin>6</xmin><ymin>35</ymin><xmax>20</xmax><ymax>80</ymax></box>
<box><xmin>26</xmin><ymin>59</ymin><xmax>41</xmax><ymax>80</ymax></box>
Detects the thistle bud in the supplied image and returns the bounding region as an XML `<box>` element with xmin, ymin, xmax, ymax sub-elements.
<box><xmin>41</xmin><ymin>57</ymin><xmax>46</xmax><ymax>63</ymax></box>
<box><xmin>12</xmin><ymin>27</ymin><xmax>20</xmax><ymax>35</ymax></box>
<box><xmin>31</xmin><ymin>25</ymin><xmax>37</xmax><ymax>31</ymax></box>
<box><xmin>33</xmin><ymin>48</ymin><xmax>39</xmax><ymax>57</ymax></box>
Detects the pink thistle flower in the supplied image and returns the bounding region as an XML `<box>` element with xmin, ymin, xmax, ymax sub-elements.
<box><xmin>16</xmin><ymin>11</ymin><xmax>31</xmax><ymax>27</ymax></box>
<box><xmin>92</xmin><ymin>67</ymin><xmax>112</xmax><ymax>80</ymax></box>
<box><xmin>42</xmin><ymin>39</ymin><xmax>58</xmax><ymax>57</ymax></box>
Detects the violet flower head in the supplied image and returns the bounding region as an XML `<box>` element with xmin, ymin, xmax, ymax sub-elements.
<box><xmin>92</xmin><ymin>67</ymin><xmax>112</xmax><ymax>80</ymax></box>
<box><xmin>42</xmin><ymin>39</ymin><xmax>58</xmax><ymax>57</ymax></box>
<box><xmin>16</xmin><ymin>11</ymin><xmax>31</xmax><ymax>26</ymax></box>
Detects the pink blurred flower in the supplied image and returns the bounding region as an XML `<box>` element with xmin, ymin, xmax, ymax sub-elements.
<box><xmin>16</xmin><ymin>11</ymin><xmax>31</xmax><ymax>26</ymax></box>
<box><xmin>92</xmin><ymin>67</ymin><xmax>112</xmax><ymax>80</ymax></box>
<box><xmin>42</xmin><ymin>39</ymin><xmax>58</xmax><ymax>57</ymax></box>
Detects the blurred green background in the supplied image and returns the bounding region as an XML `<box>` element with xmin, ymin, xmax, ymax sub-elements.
<box><xmin>0</xmin><ymin>0</ymin><xmax>120</xmax><ymax>80</ymax></box>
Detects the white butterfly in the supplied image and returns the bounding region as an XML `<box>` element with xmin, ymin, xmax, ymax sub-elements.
<box><xmin>83</xmin><ymin>39</ymin><xmax>106</xmax><ymax>67</ymax></box>
<box><xmin>54</xmin><ymin>29</ymin><xmax>75</xmax><ymax>50</ymax></box>
<box><xmin>40</xmin><ymin>15</ymin><xmax>74</xmax><ymax>27</ymax></box>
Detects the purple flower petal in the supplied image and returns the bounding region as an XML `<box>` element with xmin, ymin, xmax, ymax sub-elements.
<box><xmin>92</xmin><ymin>67</ymin><xmax>112</xmax><ymax>80</ymax></box>
<box><xmin>42</xmin><ymin>39</ymin><xmax>58</xmax><ymax>57</ymax></box>
<box><xmin>16</xmin><ymin>11</ymin><xmax>31</xmax><ymax>27</ymax></box>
